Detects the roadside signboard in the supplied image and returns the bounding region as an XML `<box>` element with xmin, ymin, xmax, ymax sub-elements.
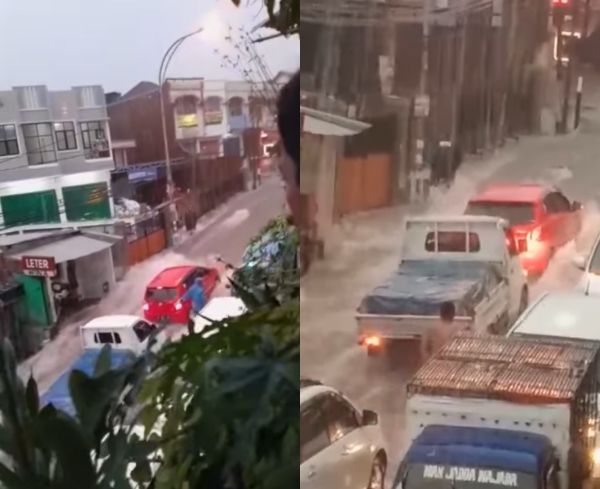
<box><xmin>21</xmin><ymin>256</ymin><xmax>57</xmax><ymax>277</ymax></box>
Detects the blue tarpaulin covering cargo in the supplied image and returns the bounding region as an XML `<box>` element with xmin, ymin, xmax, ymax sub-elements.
<box><xmin>359</xmin><ymin>260</ymin><xmax>497</xmax><ymax>316</ymax></box>
<box><xmin>41</xmin><ymin>348</ymin><xmax>136</xmax><ymax>417</ymax></box>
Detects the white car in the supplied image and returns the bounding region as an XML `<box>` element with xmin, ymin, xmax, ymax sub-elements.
<box><xmin>300</xmin><ymin>379</ymin><xmax>387</xmax><ymax>489</ymax></box>
<box><xmin>193</xmin><ymin>296</ymin><xmax>247</xmax><ymax>334</ymax></box>
<box><xmin>574</xmin><ymin>233</ymin><xmax>600</xmax><ymax>295</ymax></box>
<box><xmin>508</xmin><ymin>291</ymin><xmax>600</xmax><ymax>342</ymax></box>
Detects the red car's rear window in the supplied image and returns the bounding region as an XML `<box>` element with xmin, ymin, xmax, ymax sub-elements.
<box><xmin>465</xmin><ymin>202</ymin><xmax>534</xmax><ymax>226</ymax></box>
<box><xmin>145</xmin><ymin>287</ymin><xmax>178</xmax><ymax>302</ymax></box>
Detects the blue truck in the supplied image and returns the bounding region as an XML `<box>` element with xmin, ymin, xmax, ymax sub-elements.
<box><xmin>394</xmin><ymin>333</ymin><xmax>600</xmax><ymax>489</ymax></box>
<box><xmin>41</xmin><ymin>315</ymin><xmax>166</xmax><ymax>416</ymax></box>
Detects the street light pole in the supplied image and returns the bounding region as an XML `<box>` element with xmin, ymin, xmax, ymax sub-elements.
<box><xmin>158</xmin><ymin>27</ymin><xmax>203</xmax><ymax>224</ymax></box>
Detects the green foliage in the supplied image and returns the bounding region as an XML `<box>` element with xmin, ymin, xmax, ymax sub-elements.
<box><xmin>233</xmin><ymin>216</ymin><xmax>299</xmax><ymax>305</ymax></box>
<box><xmin>137</xmin><ymin>301</ymin><xmax>299</xmax><ymax>488</ymax></box>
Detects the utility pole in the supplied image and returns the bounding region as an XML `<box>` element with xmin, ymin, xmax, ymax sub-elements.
<box><xmin>448</xmin><ymin>8</ymin><xmax>467</xmax><ymax>183</ymax></box>
<box><xmin>158</xmin><ymin>28</ymin><xmax>203</xmax><ymax>233</ymax></box>
<box><xmin>559</xmin><ymin>0</ymin><xmax>580</xmax><ymax>133</ymax></box>
<box><xmin>412</xmin><ymin>0</ymin><xmax>431</xmax><ymax>201</ymax></box>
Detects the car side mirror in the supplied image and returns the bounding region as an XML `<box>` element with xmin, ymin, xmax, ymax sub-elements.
<box><xmin>362</xmin><ymin>409</ymin><xmax>379</xmax><ymax>426</ymax></box>
<box><xmin>573</xmin><ymin>254</ymin><xmax>586</xmax><ymax>271</ymax></box>
<box><xmin>572</xmin><ymin>201</ymin><xmax>582</xmax><ymax>211</ymax></box>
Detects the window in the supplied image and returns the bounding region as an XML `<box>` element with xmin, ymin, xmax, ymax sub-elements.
<box><xmin>544</xmin><ymin>192</ymin><xmax>571</xmax><ymax>213</ymax></box>
<box><xmin>175</xmin><ymin>96</ymin><xmax>197</xmax><ymax>115</ymax></box>
<box><xmin>228</xmin><ymin>97</ymin><xmax>244</xmax><ymax>117</ymax></box>
<box><xmin>205</xmin><ymin>96</ymin><xmax>221</xmax><ymax>112</ymax></box>
<box><xmin>300</xmin><ymin>401</ymin><xmax>330</xmax><ymax>463</ymax></box>
<box><xmin>53</xmin><ymin>122</ymin><xmax>77</xmax><ymax>151</ymax></box>
<box><xmin>114</xmin><ymin>333</ymin><xmax>122</xmax><ymax>344</ymax></box>
<box><xmin>145</xmin><ymin>287</ymin><xmax>178</xmax><ymax>302</ymax></box>
<box><xmin>22</xmin><ymin>123</ymin><xmax>57</xmax><ymax>165</ymax></box>
<box><xmin>465</xmin><ymin>202</ymin><xmax>534</xmax><ymax>226</ymax></box>
<box><xmin>425</xmin><ymin>231</ymin><xmax>481</xmax><ymax>253</ymax></box>
<box><xmin>80</xmin><ymin>121</ymin><xmax>109</xmax><ymax>159</ymax></box>
<box><xmin>323</xmin><ymin>394</ymin><xmax>360</xmax><ymax>443</ymax></box>
<box><xmin>95</xmin><ymin>332</ymin><xmax>114</xmax><ymax>344</ymax></box>
<box><xmin>0</xmin><ymin>124</ymin><xmax>19</xmax><ymax>157</ymax></box>
<box><xmin>133</xmin><ymin>321</ymin><xmax>156</xmax><ymax>342</ymax></box>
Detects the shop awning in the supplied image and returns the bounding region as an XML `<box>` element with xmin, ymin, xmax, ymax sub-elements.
<box><xmin>301</xmin><ymin>106</ymin><xmax>371</xmax><ymax>136</ymax></box>
<box><xmin>8</xmin><ymin>235</ymin><xmax>114</xmax><ymax>264</ymax></box>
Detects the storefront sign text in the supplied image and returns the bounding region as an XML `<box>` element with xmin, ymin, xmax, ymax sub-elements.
<box><xmin>21</xmin><ymin>256</ymin><xmax>57</xmax><ymax>277</ymax></box>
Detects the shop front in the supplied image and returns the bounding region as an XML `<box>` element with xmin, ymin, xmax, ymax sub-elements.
<box><xmin>9</xmin><ymin>232</ymin><xmax>120</xmax><ymax>340</ymax></box>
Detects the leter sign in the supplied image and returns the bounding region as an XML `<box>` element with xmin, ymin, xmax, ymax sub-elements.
<box><xmin>21</xmin><ymin>256</ymin><xmax>57</xmax><ymax>277</ymax></box>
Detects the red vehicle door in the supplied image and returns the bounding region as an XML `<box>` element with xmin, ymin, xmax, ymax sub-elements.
<box><xmin>545</xmin><ymin>191</ymin><xmax>577</xmax><ymax>246</ymax></box>
<box><xmin>196</xmin><ymin>267</ymin><xmax>219</xmax><ymax>297</ymax></box>
<box><xmin>539</xmin><ymin>192</ymin><xmax>564</xmax><ymax>248</ymax></box>
<box><xmin>554</xmin><ymin>191</ymin><xmax>581</xmax><ymax>242</ymax></box>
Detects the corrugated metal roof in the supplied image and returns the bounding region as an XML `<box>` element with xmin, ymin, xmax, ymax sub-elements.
<box><xmin>409</xmin><ymin>333</ymin><xmax>597</xmax><ymax>402</ymax></box>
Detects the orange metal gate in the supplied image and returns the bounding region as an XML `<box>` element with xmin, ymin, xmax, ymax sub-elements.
<box><xmin>335</xmin><ymin>153</ymin><xmax>392</xmax><ymax>216</ymax></box>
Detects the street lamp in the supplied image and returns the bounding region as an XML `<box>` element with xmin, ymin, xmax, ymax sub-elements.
<box><xmin>158</xmin><ymin>27</ymin><xmax>203</xmax><ymax>224</ymax></box>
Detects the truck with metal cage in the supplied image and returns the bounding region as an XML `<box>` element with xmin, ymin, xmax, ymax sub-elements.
<box><xmin>394</xmin><ymin>333</ymin><xmax>600</xmax><ymax>489</ymax></box>
<box><xmin>355</xmin><ymin>216</ymin><xmax>528</xmax><ymax>356</ymax></box>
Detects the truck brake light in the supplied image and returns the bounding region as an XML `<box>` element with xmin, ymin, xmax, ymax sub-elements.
<box><xmin>365</xmin><ymin>336</ymin><xmax>381</xmax><ymax>347</ymax></box>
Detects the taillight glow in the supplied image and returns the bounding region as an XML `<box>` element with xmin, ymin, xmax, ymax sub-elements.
<box><xmin>365</xmin><ymin>336</ymin><xmax>381</xmax><ymax>347</ymax></box>
<box><xmin>528</xmin><ymin>227</ymin><xmax>542</xmax><ymax>242</ymax></box>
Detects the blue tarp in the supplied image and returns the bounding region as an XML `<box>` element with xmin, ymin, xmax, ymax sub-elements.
<box><xmin>359</xmin><ymin>260</ymin><xmax>495</xmax><ymax>316</ymax></box>
<box><xmin>40</xmin><ymin>349</ymin><xmax>136</xmax><ymax>417</ymax></box>
<box><xmin>405</xmin><ymin>425</ymin><xmax>552</xmax><ymax>474</ymax></box>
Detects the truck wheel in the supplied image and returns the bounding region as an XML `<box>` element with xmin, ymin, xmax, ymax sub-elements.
<box><xmin>367</xmin><ymin>453</ymin><xmax>386</xmax><ymax>489</ymax></box>
<box><xmin>518</xmin><ymin>287</ymin><xmax>529</xmax><ymax>315</ymax></box>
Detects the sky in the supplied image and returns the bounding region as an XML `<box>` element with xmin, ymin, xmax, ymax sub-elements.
<box><xmin>0</xmin><ymin>0</ymin><xmax>299</xmax><ymax>93</ymax></box>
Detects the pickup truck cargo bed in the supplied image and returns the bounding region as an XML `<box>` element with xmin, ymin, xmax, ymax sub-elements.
<box><xmin>409</xmin><ymin>333</ymin><xmax>598</xmax><ymax>402</ymax></box>
<box><xmin>359</xmin><ymin>260</ymin><xmax>495</xmax><ymax>316</ymax></box>
<box><xmin>41</xmin><ymin>349</ymin><xmax>136</xmax><ymax>416</ymax></box>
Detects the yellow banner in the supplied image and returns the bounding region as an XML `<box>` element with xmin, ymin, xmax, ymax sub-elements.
<box><xmin>177</xmin><ymin>114</ymin><xmax>198</xmax><ymax>128</ymax></box>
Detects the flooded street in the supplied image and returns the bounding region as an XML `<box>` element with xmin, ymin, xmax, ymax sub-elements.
<box><xmin>300</xmin><ymin>75</ymin><xmax>600</xmax><ymax>484</ymax></box>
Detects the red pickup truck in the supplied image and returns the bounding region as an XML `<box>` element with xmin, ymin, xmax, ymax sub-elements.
<box><xmin>465</xmin><ymin>183</ymin><xmax>582</xmax><ymax>276</ymax></box>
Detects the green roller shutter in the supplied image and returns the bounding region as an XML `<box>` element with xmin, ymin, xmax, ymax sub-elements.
<box><xmin>1</xmin><ymin>190</ymin><xmax>60</xmax><ymax>227</ymax></box>
<box><xmin>63</xmin><ymin>182</ymin><xmax>111</xmax><ymax>221</ymax></box>
<box><xmin>18</xmin><ymin>275</ymin><xmax>50</xmax><ymax>326</ymax></box>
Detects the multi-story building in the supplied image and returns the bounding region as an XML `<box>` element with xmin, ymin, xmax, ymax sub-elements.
<box><xmin>0</xmin><ymin>85</ymin><xmax>115</xmax><ymax>228</ymax></box>
<box><xmin>108</xmin><ymin>72</ymin><xmax>293</xmax><ymax>166</ymax></box>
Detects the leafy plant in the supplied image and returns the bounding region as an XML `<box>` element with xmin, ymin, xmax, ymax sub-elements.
<box><xmin>232</xmin><ymin>216</ymin><xmax>299</xmax><ymax>305</ymax></box>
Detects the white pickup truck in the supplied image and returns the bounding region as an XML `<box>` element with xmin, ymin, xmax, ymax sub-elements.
<box><xmin>356</xmin><ymin>216</ymin><xmax>528</xmax><ymax>355</ymax></box>
<box><xmin>41</xmin><ymin>315</ymin><xmax>167</xmax><ymax>416</ymax></box>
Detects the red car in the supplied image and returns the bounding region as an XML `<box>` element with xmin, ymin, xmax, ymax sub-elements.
<box><xmin>465</xmin><ymin>183</ymin><xmax>582</xmax><ymax>276</ymax></box>
<box><xmin>143</xmin><ymin>265</ymin><xmax>220</xmax><ymax>324</ymax></box>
